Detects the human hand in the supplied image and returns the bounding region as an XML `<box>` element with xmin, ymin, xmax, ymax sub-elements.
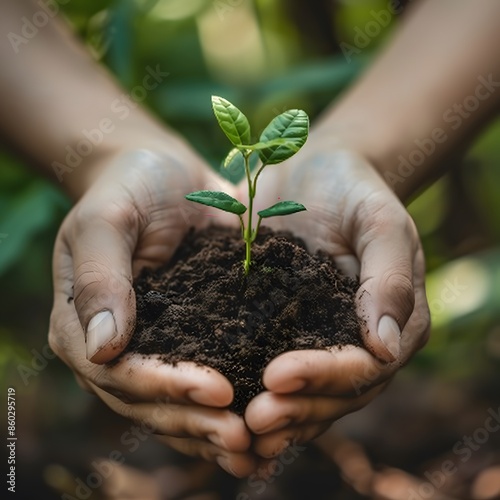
<box><xmin>242</xmin><ymin>140</ymin><xmax>430</xmax><ymax>459</ymax></box>
<box><xmin>49</xmin><ymin>148</ymin><xmax>255</xmax><ymax>476</ymax></box>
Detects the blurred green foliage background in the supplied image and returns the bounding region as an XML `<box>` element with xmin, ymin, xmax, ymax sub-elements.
<box><xmin>1</xmin><ymin>0</ymin><xmax>499</xmax><ymax>497</ymax></box>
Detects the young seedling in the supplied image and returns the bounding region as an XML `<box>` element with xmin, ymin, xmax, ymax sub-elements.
<box><xmin>185</xmin><ymin>96</ymin><xmax>309</xmax><ymax>275</ymax></box>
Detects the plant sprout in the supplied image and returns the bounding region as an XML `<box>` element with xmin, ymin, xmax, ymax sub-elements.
<box><xmin>185</xmin><ymin>96</ymin><xmax>309</xmax><ymax>275</ymax></box>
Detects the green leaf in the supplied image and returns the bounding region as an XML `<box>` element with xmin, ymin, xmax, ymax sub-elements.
<box><xmin>212</xmin><ymin>96</ymin><xmax>251</xmax><ymax>146</ymax></box>
<box><xmin>239</xmin><ymin>138</ymin><xmax>289</xmax><ymax>151</ymax></box>
<box><xmin>258</xmin><ymin>201</ymin><xmax>306</xmax><ymax>218</ymax></box>
<box><xmin>220</xmin><ymin>148</ymin><xmax>245</xmax><ymax>182</ymax></box>
<box><xmin>258</xmin><ymin>110</ymin><xmax>309</xmax><ymax>165</ymax></box>
<box><xmin>223</xmin><ymin>147</ymin><xmax>244</xmax><ymax>169</ymax></box>
<box><xmin>185</xmin><ymin>190</ymin><xmax>247</xmax><ymax>215</ymax></box>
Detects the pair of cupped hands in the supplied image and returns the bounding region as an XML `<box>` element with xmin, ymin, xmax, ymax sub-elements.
<box><xmin>49</xmin><ymin>128</ymin><xmax>430</xmax><ymax>477</ymax></box>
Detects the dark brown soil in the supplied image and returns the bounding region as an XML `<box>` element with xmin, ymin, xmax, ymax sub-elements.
<box><xmin>122</xmin><ymin>225</ymin><xmax>363</xmax><ymax>414</ymax></box>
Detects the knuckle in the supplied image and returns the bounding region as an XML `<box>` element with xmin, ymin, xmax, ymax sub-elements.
<box><xmin>415</xmin><ymin>307</ymin><xmax>431</xmax><ymax>348</ymax></box>
<box><xmin>73</xmin><ymin>263</ymin><xmax>109</xmax><ymax>312</ymax></box>
<box><xmin>72</xmin><ymin>199</ymin><xmax>134</xmax><ymax>234</ymax></box>
<box><xmin>47</xmin><ymin>328</ymin><xmax>63</xmax><ymax>357</ymax></box>
<box><xmin>380</xmin><ymin>271</ymin><xmax>415</xmax><ymax>318</ymax></box>
<box><xmin>73</xmin><ymin>262</ymin><xmax>131</xmax><ymax>320</ymax></box>
<box><xmin>117</xmin><ymin>402</ymin><xmax>136</xmax><ymax>421</ymax></box>
<box><xmin>363</xmin><ymin>196</ymin><xmax>414</xmax><ymax>237</ymax></box>
<box><xmin>48</xmin><ymin>309</ymin><xmax>76</xmax><ymax>359</ymax></box>
<box><xmin>419</xmin><ymin>327</ymin><xmax>431</xmax><ymax>349</ymax></box>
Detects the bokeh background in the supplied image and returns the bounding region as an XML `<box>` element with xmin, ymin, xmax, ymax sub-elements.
<box><xmin>1</xmin><ymin>0</ymin><xmax>499</xmax><ymax>498</ymax></box>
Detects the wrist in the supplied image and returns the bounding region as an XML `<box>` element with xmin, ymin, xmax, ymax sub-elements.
<box><xmin>54</xmin><ymin>127</ymin><xmax>204</xmax><ymax>200</ymax></box>
<box><xmin>313</xmin><ymin>106</ymin><xmax>437</xmax><ymax>203</ymax></box>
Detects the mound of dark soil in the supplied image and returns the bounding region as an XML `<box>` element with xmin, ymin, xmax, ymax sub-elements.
<box><xmin>122</xmin><ymin>225</ymin><xmax>362</xmax><ymax>414</ymax></box>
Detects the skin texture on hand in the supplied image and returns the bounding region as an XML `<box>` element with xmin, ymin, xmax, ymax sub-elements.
<box><xmin>241</xmin><ymin>137</ymin><xmax>431</xmax><ymax>458</ymax></box>
<box><xmin>48</xmin><ymin>149</ymin><xmax>256</xmax><ymax>477</ymax></box>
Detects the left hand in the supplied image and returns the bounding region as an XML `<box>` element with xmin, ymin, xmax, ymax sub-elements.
<box><xmin>239</xmin><ymin>138</ymin><xmax>430</xmax><ymax>459</ymax></box>
<box><xmin>49</xmin><ymin>148</ymin><xmax>256</xmax><ymax>477</ymax></box>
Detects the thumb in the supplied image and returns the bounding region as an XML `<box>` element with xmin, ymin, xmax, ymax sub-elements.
<box><xmin>70</xmin><ymin>212</ymin><xmax>137</xmax><ymax>364</ymax></box>
<box><xmin>355</xmin><ymin>210</ymin><xmax>417</xmax><ymax>363</ymax></box>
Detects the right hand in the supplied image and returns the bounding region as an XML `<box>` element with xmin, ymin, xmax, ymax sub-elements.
<box><xmin>49</xmin><ymin>147</ymin><xmax>256</xmax><ymax>477</ymax></box>
<box><xmin>244</xmin><ymin>141</ymin><xmax>430</xmax><ymax>458</ymax></box>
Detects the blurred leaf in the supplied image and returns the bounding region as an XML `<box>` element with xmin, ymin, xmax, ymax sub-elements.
<box><xmin>104</xmin><ymin>0</ymin><xmax>135</xmax><ymax>86</ymax></box>
<box><xmin>464</xmin><ymin>119</ymin><xmax>500</xmax><ymax>239</ymax></box>
<box><xmin>0</xmin><ymin>181</ymin><xmax>68</xmax><ymax>276</ymax></box>
<box><xmin>407</xmin><ymin>178</ymin><xmax>447</xmax><ymax>237</ymax></box>
<box><xmin>258</xmin><ymin>57</ymin><xmax>364</xmax><ymax>98</ymax></box>
<box><xmin>154</xmin><ymin>82</ymin><xmax>238</xmax><ymax>121</ymax></box>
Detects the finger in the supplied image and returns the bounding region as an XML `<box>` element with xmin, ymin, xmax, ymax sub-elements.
<box><xmin>49</xmin><ymin>281</ymin><xmax>234</xmax><ymax>407</ymax></box>
<box><xmin>93</xmin><ymin>357</ymin><xmax>234</xmax><ymax>407</ymax></box>
<box><xmin>252</xmin><ymin>422</ymin><xmax>330</xmax><ymax>459</ymax></box>
<box><xmin>399</xmin><ymin>247</ymin><xmax>430</xmax><ymax>363</ymax></box>
<box><xmin>334</xmin><ymin>254</ymin><xmax>360</xmax><ymax>279</ymax></box>
<box><xmin>245</xmin><ymin>385</ymin><xmax>385</xmax><ymax>435</ymax></box>
<box><xmin>73</xmin><ymin>372</ymin><xmax>94</xmax><ymax>394</ymax></box>
<box><xmin>156</xmin><ymin>435</ymin><xmax>257</xmax><ymax>478</ymax></box>
<box><xmin>91</xmin><ymin>386</ymin><xmax>250</xmax><ymax>452</ymax></box>
<box><xmin>262</xmin><ymin>346</ymin><xmax>391</xmax><ymax>396</ymax></box>
<box><xmin>354</xmin><ymin>198</ymin><xmax>418</xmax><ymax>362</ymax></box>
<box><xmin>63</xmin><ymin>201</ymin><xmax>139</xmax><ymax>364</ymax></box>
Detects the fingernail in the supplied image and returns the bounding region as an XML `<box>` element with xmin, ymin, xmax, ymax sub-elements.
<box><xmin>216</xmin><ymin>456</ymin><xmax>236</xmax><ymax>476</ymax></box>
<box><xmin>86</xmin><ymin>310</ymin><xmax>117</xmax><ymax>360</ymax></box>
<box><xmin>377</xmin><ymin>315</ymin><xmax>401</xmax><ymax>361</ymax></box>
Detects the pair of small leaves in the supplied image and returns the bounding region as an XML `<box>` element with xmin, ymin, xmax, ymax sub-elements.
<box><xmin>185</xmin><ymin>191</ymin><xmax>305</xmax><ymax>219</ymax></box>
<box><xmin>212</xmin><ymin>96</ymin><xmax>309</xmax><ymax>165</ymax></box>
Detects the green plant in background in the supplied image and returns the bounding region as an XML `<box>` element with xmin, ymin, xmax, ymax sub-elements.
<box><xmin>185</xmin><ymin>96</ymin><xmax>309</xmax><ymax>274</ymax></box>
